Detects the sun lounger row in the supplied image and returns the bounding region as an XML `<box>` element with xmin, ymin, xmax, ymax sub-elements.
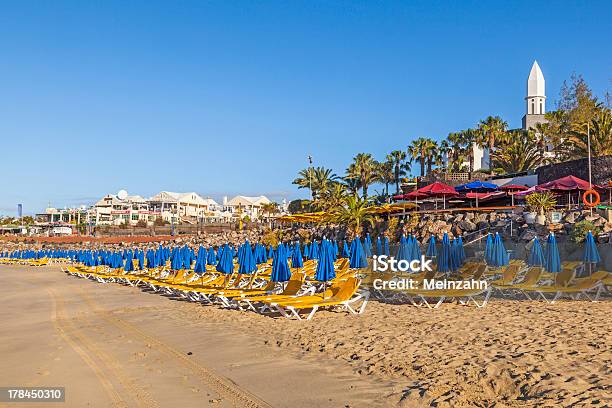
<box><xmin>61</xmin><ymin>259</ymin><xmax>369</xmax><ymax>320</ymax></box>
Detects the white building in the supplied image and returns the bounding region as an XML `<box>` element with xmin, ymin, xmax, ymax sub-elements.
<box><xmin>224</xmin><ymin>195</ymin><xmax>271</xmax><ymax>220</ymax></box>
<box><xmin>42</xmin><ymin>191</ymin><xmax>273</xmax><ymax>227</ymax></box>
<box><xmin>38</xmin><ymin>206</ymin><xmax>91</xmax><ymax>224</ymax></box>
<box><xmin>147</xmin><ymin>192</ymin><xmax>222</xmax><ymax>224</ymax></box>
<box><xmin>93</xmin><ymin>194</ymin><xmax>153</xmax><ymax>226</ymax></box>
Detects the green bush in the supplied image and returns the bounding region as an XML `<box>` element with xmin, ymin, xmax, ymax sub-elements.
<box><xmin>526</xmin><ymin>192</ymin><xmax>557</xmax><ymax>215</ymax></box>
<box><xmin>261</xmin><ymin>229</ymin><xmax>283</xmax><ymax>247</ymax></box>
<box><xmin>570</xmin><ymin>220</ymin><xmax>601</xmax><ymax>243</ymax></box>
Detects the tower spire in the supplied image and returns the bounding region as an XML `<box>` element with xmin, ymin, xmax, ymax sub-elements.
<box><xmin>527</xmin><ymin>60</ymin><xmax>545</xmax><ymax>98</ymax></box>
<box><xmin>522</xmin><ymin>61</ymin><xmax>548</xmax><ymax>130</ymax></box>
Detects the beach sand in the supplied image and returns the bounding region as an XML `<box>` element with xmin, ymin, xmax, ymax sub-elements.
<box><xmin>0</xmin><ymin>265</ymin><xmax>610</xmax><ymax>407</ymax></box>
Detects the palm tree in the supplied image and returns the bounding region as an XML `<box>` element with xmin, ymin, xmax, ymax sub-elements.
<box><xmin>345</xmin><ymin>153</ymin><xmax>380</xmax><ymax>199</ymax></box>
<box><xmin>446</xmin><ymin>131</ymin><xmax>471</xmax><ymax>172</ymax></box>
<box><xmin>459</xmin><ymin>129</ymin><xmax>478</xmax><ymax>171</ymax></box>
<box><xmin>425</xmin><ymin>139</ymin><xmax>439</xmax><ymax>174</ymax></box>
<box><xmin>316</xmin><ymin>182</ymin><xmax>348</xmax><ymax>211</ymax></box>
<box><xmin>377</xmin><ymin>160</ymin><xmax>395</xmax><ymax>197</ymax></box>
<box><xmin>476</xmin><ymin>116</ymin><xmax>508</xmax><ymax>166</ymax></box>
<box><xmin>342</xmin><ymin>176</ymin><xmax>360</xmax><ymax>197</ymax></box>
<box><xmin>437</xmin><ymin>139</ymin><xmax>451</xmax><ymax>172</ymax></box>
<box><xmin>292</xmin><ymin>166</ymin><xmax>338</xmax><ymax>199</ymax></box>
<box><xmin>387</xmin><ymin>150</ymin><xmax>407</xmax><ymax>194</ymax></box>
<box><xmin>568</xmin><ymin>109</ymin><xmax>612</xmax><ymax>158</ymax></box>
<box><xmin>260</xmin><ymin>202</ymin><xmax>279</xmax><ymax>227</ymax></box>
<box><xmin>490</xmin><ymin>130</ymin><xmax>547</xmax><ymax>173</ymax></box>
<box><xmin>330</xmin><ymin>195</ymin><xmax>374</xmax><ymax>238</ymax></box>
<box><xmin>408</xmin><ymin>137</ymin><xmax>437</xmax><ymax>177</ymax></box>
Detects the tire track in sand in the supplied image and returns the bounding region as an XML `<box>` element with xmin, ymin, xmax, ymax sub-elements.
<box><xmin>48</xmin><ymin>288</ymin><xmax>159</xmax><ymax>408</ymax></box>
<box><xmin>76</xmin><ymin>287</ymin><xmax>274</xmax><ymax>408</ymax></box>
<box><xmin>47</xmin><ymin>288</ymin><xmax>126</xmax><ymax>408</ymax></box>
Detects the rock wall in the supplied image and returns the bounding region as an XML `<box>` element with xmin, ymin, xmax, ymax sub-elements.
<box><xmin>536</xmin><ymin>156</ymin><xmax>612</xmax><ymax>185</ymax></box>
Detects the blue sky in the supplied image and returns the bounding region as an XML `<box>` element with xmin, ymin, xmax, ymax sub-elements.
<box><xmin>1</xmin><ymin>1</ymin><xmax>610</xmax><ymax>215</ymax></box>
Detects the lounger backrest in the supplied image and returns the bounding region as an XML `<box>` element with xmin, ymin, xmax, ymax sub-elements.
<box><xmin>501</xmin><ymin>264</ymin><xmax>520</xmax><ymax>284</ymax></box>
<box><xmin>329</xmin><ymin>277</ymin><xmax>361</xmax><ymax>301</ymax></box>
<box><xmin>261</xmin><ymin>280</ymin><xmax>276</xmax><ymax>291</ymax></box>
<box><xmin>423</xmin><ymin>269</ymin><xmax>436</xmax><ymax>280</ymax></box>
<box><xmin>565</xmin><ymin>271</ymin><xmax>607</xmax><ymax>290</ymax></box>
<box><xmin>459</xmin><ymin>263</ymin><xmax>478</xmax><ymax>277</ymax></box>
<box><xmin>555</xmin><ymin>268</ymin><xmax>574</xmax><ymax>287</ymax></box>
<box><xmin>336</xmin><ymin>258</ymin><xmax>349</xmax><ymax>271</ymax></box>
<box><xmin>244</xmin><ymin>271</ymin><xmax>260</xmax><ymax>288</ymax></box>
<box><xmin>472</xmin><ymin>264</ymin><xmax>487</xmax><ymax>280</ymax></box>
<box><xmin>593</xmin><ymin>271</ymin><xmax>609</xmax><ymax>280</ymax></box>
<box><xmin>522</xmin><ymin>267</ymin><xmax>543</xmax><ymax>285</ymax></box>
<box><xmin>281</xmin><ymin>272</ymin><xmax>306</xmax><ymax>295</ymax></box>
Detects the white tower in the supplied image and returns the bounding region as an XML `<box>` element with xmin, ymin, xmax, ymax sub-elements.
<box><xmin>522</xmin><ymin>61</ymin><xmax>548</xmax><ymax>130</ymax></box>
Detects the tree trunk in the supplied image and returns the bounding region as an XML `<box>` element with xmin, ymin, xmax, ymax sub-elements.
<box><xmin>395</xmin><ymin>165</ymin><xmax>400</xmax><ymax>194</ymax></box>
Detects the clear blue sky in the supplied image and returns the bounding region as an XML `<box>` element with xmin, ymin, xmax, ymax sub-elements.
<box><xmin>1</xmin><ymin>1</ymin><xmax>610</xmax><ymax>215</ymax></box>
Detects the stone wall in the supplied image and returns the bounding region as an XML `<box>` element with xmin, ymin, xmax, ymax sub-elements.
<box><xmin>536</xmin><ymin>156</ymin><xmax>612</xmax><ymax>185</ymax></box>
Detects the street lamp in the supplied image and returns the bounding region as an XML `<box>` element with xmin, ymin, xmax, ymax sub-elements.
<box><xmin>308</xmin><ymin>155</ymin><xmax>313</xmax><ymax>201</ymax></box>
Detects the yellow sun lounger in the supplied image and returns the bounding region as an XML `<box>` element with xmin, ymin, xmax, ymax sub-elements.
<box><xmin>231</xmin><ymin>272</ymin><xmax>308</xmax><ymax>311</ymax></box>
<box><xmin>495</xmin><ymin>266</ymin><xmax>544</xmax><ymax>290</ymax></box>
<box><xmin>403</xmin><ymin>278</ymin><xmax>492</xmax><ymax>309</ymax></box>
<box><xmin>268</xmin><ymin>277</ymin><xmax>369</xmax><ymax>320</ymax></box>
<box><xmin>522</xmin><ymin>271</ymin><xmax>608</xmax><ymax>303</ymax></box>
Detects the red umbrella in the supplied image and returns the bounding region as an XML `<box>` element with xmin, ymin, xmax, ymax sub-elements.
<box><xmin>417</xmin><ymin>181</ymin><xmax>459</xmax><ymax>196</ymax></box>
<box><xmin>539</xmin><ymin>175</ymin><xmax>602</xmax><ymax>191</ymax></box>
<box><xmin>405</xmin><ymin>191</ymin><xmax>429</xmax><ymax>199</ymax></box>
<box><xmin>416</xmin><ymin>181</ymin><xmax>458</xmax><ymax>209</ymax></box>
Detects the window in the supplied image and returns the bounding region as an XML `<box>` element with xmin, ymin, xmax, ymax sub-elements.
<box><xmin>531</xmin><ymin>101</ymin><xmax>535</xmax><ymax>114</ymax></box>
<box><xmin>540</xmin><ymin>102</ymin><xmax>543</xmax><ymax>114</ymax></box>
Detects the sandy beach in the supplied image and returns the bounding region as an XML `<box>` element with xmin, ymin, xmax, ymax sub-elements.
<box><xmin>0</xmin><ymin>264</ymin><xmax>610</xmax><ymax>407</ymax></box>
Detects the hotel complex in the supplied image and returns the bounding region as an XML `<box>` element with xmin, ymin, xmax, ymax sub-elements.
<box><xmin>38</xmin><ymin>191</ymin><xmax>280</xmax><ymax>228</ymax></box>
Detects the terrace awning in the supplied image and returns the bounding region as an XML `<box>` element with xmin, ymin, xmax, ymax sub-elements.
<box><xmin>538</xmin><ymin>175</ymin><xmax>603</xmax><ymax>191</ymax></box>
<box><xmin>499</xmin><ymin>184</ymin><xmax>528</xmax><ymax>192</ymax></box>
<box><xmin>465</xmin><ymin>191</ymin><xmax>505</xmax><ymax>200</ymax></box>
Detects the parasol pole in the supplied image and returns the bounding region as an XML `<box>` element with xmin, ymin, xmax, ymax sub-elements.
<box><xmin>587</xmin><ymin>123</ymin><xmax>593</xmax><ymax>216</ymax></box>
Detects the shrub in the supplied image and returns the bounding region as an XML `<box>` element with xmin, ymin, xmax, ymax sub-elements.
<box><xmin>526</xmin><ymin>192</ymin><xmax>557</xmax><ymax>215</ymax></box>
<box><xmin>570</xmin><ymin>220</ymin><xmax>602</xmax><ymax>243</ymax></box>
<box><xmin>261</xmin><ymin>229</ymin><xmax>282</xmax><ymax>247</ymax></box>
